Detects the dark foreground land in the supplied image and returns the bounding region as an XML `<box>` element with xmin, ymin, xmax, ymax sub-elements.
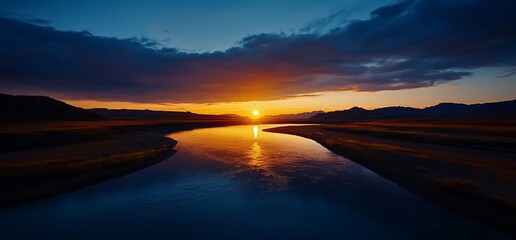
<box><xmin>0</xmin><ymin>119</ymin><xmax>247</xmax><ymax>207</ymax></box>
<box><xmin>265</xmin><ymin>117</ymin><xmax>516</xmax><ymax>237</ymax></box>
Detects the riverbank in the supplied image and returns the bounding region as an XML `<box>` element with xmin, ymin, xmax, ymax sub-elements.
<box><xmin>264</xmin><ymin>118</ymin><xmax>516</xmax><ymax>237</ymax></box>
<box><xmin>0</xmin><ymin>119</ymin><xmax>248</xmax><ymax>207</ymax></box>
<box><xmin>0</xmin><ymin>119</ymin><xmax>247</xmax><ymax>153</ymax></box>
<box><xmin>0</xmin><ymin>134</ymin><xmax>176</xmax><ymax>207</ymax></box>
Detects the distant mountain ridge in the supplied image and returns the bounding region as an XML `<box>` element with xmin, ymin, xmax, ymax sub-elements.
<box><xmin>0</xmin><ymin>93</ymin><xmax>102</xmax><ymax>121</ymax></box>
<box><xmin>3</xmin><ymin>93</ymin><xmax>514</xmax><ymax>122</ymax></box>
<box><xmin>263</xmin><ymin>110</ymin><xmax>324</xmax><ymax>120</ymax></box>
<box><xmin>89</xmin><ymin>108</ymin><xmax>246</xmax><ymax>120</ymax></box>
<box><xmin>311</xmin><ymin>100</ymin><xmax>516</xmax><ymax>121</ymax></box>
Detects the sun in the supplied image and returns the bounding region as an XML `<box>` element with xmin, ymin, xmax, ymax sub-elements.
<box><xmin>252</xmin><ymin>110</ymin><xmax>260</xmax><ymax>117</ymax></box>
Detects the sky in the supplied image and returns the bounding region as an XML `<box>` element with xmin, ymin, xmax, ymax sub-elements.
<box><xmin>1</xmin><ymin>0</ymin><xmax>515</xmax><ymax>117</ymax></box>
<box><xmin>0</xmin><ymin>0</ymin><xmax>390</xmax><ymax>52</ymax></box>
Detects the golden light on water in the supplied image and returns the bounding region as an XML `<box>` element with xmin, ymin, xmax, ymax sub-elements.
<box><xmin>253</xmin><ymin>125</ymin><xmax>258</xmax><ymax>139</ymax></box>
<box><xmin>248</xmin><ymin>142</ymin><xmax>262</xmax><ymax>167</ymax></box>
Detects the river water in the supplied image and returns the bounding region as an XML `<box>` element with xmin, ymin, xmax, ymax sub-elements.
<box><xmin>0</xmin><ymin>125</ymin><xmax>507</xmax><ymax>239</ymax></box>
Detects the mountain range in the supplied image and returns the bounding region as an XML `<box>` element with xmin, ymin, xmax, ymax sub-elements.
<box><xmin>2</xmin><ymin>93</ymin><xmax>514</xmax><ymax>122</ymax></box>
<box><xmin>0</xmin><ymin>93</ymin><xmax>245</xmax><ymax>121</ymax></box>
<box><xmin>0</xmin><ymin>93</ymin><xmax>102</xmax><ymax>121</ymax></box>
<box><xmin>311</xmin><ymin>100</ymin><xmax>516</xmax><ymax>121</ymax></box>
<box><xmin>262</xmin><ymin>111</ymin><xmax>325</xmax><ymax>120</ymax></box>
<box><xmin>89</xmin><ymin>108</ymin><xmax>245</xmax><ymax>120</ymax></box>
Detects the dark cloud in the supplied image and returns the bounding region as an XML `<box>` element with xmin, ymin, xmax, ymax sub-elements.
<box><xmin>498</xmin><ymin>69</ymin><xmax>516</xmax><ymax>78</ymax></box>
<box><xmin>22</xmin><ymin>17</ymin><xmax>51</xmax><ymax>25</ymax></box>
<box><xmin>0</xmin><ymin>11</ymin><xmax>52</xmax><ymax>25</ymax></box>
<box><xmin>1</xmin><ymin>0</ymin><xmax>515</xmax><ymax>103</ymax></box>
<box><xmin>300</xmin><ymin>9</ymin><xmax>354</xmax><ymax>33</ymax></box>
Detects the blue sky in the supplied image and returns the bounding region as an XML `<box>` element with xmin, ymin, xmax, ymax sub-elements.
<box><xmin>0</xmin><ymin>0</ymin><xmax>392</xmax><ymax>51</ymax></box>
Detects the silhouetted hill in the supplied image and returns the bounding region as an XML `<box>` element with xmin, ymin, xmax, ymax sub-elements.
<box><xmin>262</xmin><ymin>110</ymin><xmax>324</xmax><ymax>120</ymax></box>
<box><xmin>375</xmin><ymin>107</ymin><xmax>423</xmax><ymax>118</ymax></box>
<box><xmin>311</xmin><ymin>106</ymin><xmax>388</xmax><ymax>120</ymax></box>
<box><xmin>424</xmin><ymin>101</ymin><xmax>516</xmax><ymax>117</ymax></box>
<box><xmin>90</xmin><ymin>108</ymin><xmax>246</xmax><ymax>120</ymax></box>
<box><xmin>311</xmin><ymin>100</ymin><xmax>516</xmax><ymax>121</ymax></box>
<box><xmin>423</xmin><ymin>103</ymin><xmax>470</xmax><ymax>116</ymax></box>
<box><xmin>0</xmin><ymin>93</ymin><xmax>102</xmax><ymax>121</ymax></box>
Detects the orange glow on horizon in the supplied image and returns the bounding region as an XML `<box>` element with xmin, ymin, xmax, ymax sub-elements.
<box><xmin>62</xmin><ymin>77</ymin><xmax>515</xmax><ymax>117</ymax></box>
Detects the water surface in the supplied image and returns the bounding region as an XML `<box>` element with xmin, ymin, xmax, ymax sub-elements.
<box><xmin>0</xmin><ymin>125</ymin><xmax>507</xmax><ymax>239</ymax></box>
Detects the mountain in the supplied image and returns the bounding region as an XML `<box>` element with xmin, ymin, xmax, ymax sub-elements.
<box><xmin>375</xmin><ymin>107</ymin><xmax>423</xmax><ymax>118</ymax></box>
<box><xmin>89</xmin><ymin>108</ymin><xmax>246</xmax><ymax>120</ymax></box>
<box><xmin>311</xmin><ymin>107</ymin><xmax>387</xmax><ymax>121</ymax></box>
<box><xmin>0</xmin><ymin>93</ymin><xmax>102</xmax><ymax>121</ymax></box>
<box><xmin>423</xmin><ymin>103</ymin><xmax>470</xmax><ymax>116</ymax></box>
<box><xmin>423</xmin><ymin>101</ymin><xmax>516</xmax><ymax>117</ymax></box>
<box><xmin>262</xmin><ymin>110</ymin><xmax>325</xmax><ymax>120</ymax></box>
<box><xmin>311</xmin><ymin>100</ymin><xmax>516</xmax><ymax>121</ymax></box>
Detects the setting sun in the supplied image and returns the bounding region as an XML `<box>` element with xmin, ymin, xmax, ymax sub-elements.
<box><xmin>252</xmin><ymin>110</ymin><xmax>260</xmax><ymax>116</ymax></box>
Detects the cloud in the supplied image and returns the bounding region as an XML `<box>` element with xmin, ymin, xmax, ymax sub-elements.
<box><xmin>1</xmin><ymin>0</ymin><xmax>516</xmax><ymax>103</ymax></box>
<box><xmin>0</xmin><ymin>11</ymin><xmax>52</xmax><ymax>25</ymax></box>
<box><xmin>497</xmin><ymin>68</ymin><xmax>516</xmax><ymax>78</ymax></box>
<box><xmin>300</xmin><ymin>9</ymin><xmax>354</xmax><ymax>34</ymax></box>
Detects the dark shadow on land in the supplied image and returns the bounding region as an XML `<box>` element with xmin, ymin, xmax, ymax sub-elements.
<box><xmin>264</xmin><ymin>117</ymin><xmax>516</xmax><ymax>238</ymax></box>
<box><xmin>0</xmin><ymin>137</ymin><xmax>176</xmax><ymax>208</ymax></box>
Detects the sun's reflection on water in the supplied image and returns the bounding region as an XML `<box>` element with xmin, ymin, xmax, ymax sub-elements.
<box><xmin>167</xmin><ymin>124</ymin><xmax>350</xmax><ymax>192</ymax></box>
<box><xmin>246</xmin><ymin>126</ymin><xmax>289</xmax><ymax>191</ymax></box>
<box><xmin>248</xmin><ymin>142</ymin><xmax>263</xmax><ymax>168</ymax></box>
<box><xmin>253</xmin><ymin>125</ymin><xmax>258</xmax><ymax>139</ymax></box>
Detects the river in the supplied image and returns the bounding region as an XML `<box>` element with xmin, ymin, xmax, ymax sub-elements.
<box><xmin>0</xmin><ymin>125</ymin><xmax>506</xmax><ymax>239</ymax></box>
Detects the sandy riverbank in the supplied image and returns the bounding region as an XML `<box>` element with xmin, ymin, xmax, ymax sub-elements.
<box><xmin>0</xmin><ymin>134</ymin><xmax>176</xmax><ymax>207</ymax></box>
<box><xmin>264</xmin><ymin>119</ymin><xmax>516</xmax><ymax>237</ymax></box>
<box><xmin>0</xmin><ymin>119</ymin><xmax>248</xmax><ymax>207</ymax></box>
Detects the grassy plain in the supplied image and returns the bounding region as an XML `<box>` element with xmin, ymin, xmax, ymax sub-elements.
<box><xmin>264</xmin><ymin>117</ymin><xmax>516</xmax><ymax>237</ymax></box>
